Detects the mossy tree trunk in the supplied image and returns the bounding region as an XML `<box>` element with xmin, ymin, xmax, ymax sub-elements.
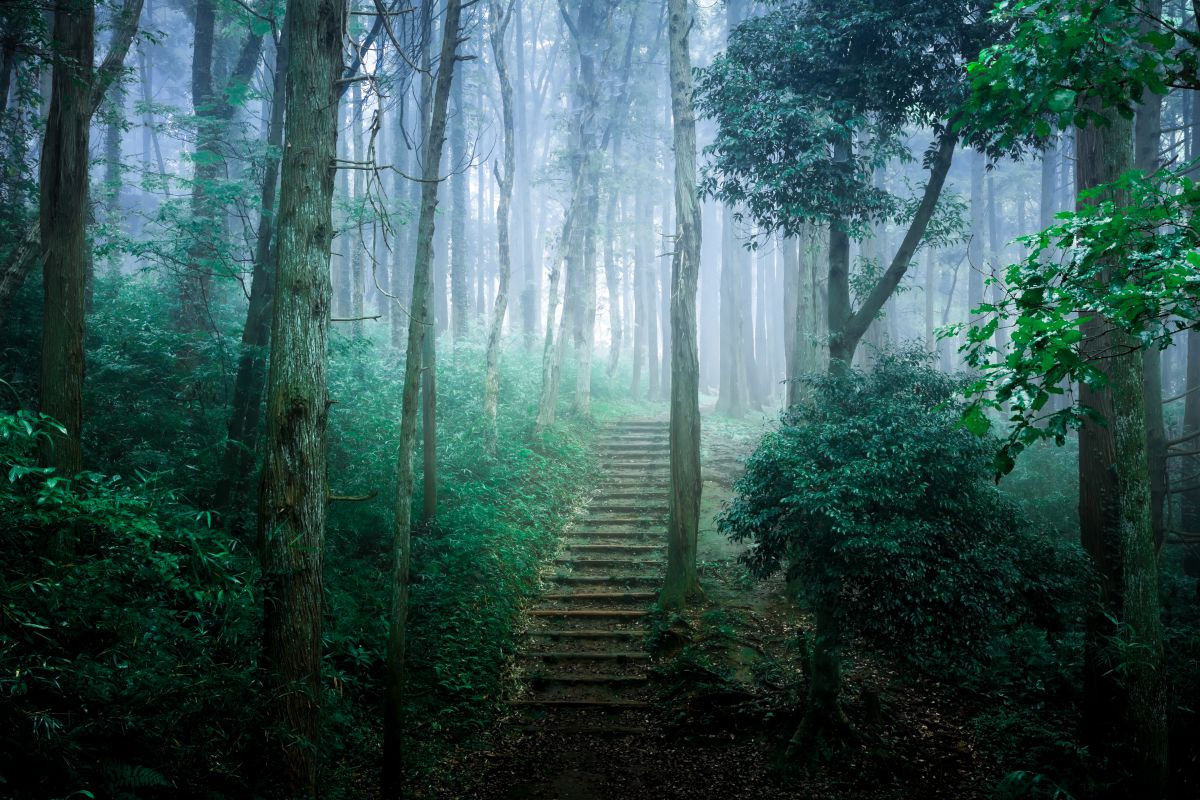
<box><xmin>1075</xmin><ymin>98</ymin><xmax>1167</xmax><ymax>798</ymax></box>
<box><xmin>256</xmin><ymin>0</ymin><xmax>345</xmax><ymax>794</ymax></box>
<box><xmin>38</xmin><ymin>0</ymin><xmax>94</xmax><ymax>488</ymax></box>
<box><xmin>661</xmin><ymin>0</ymin><xmax>702</xmax><ymax>611</ymax></box>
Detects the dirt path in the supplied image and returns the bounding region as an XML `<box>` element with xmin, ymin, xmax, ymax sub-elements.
<box><xmin>452</xmin><ymin>414</ymin><xmax>991</xmax><ymax>800</ymax></box>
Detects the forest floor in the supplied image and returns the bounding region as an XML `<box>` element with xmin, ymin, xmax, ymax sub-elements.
<box><xmin>425</xmin><ymin>407</ymin><xmax>999</xmax><ymax>800</ymax></box>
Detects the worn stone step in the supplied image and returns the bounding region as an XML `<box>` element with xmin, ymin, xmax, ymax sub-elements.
<box><xmin>527</xmin><ymin>629</ymin><xmax>644</xmax><ymax>640</ymax></box>
<box><xmin>585</xmin><ymin>505</ymin><xmax>669</xmax><ymax>515</ymax></box>
<box><xmin>550</xmin><ymin>574</ymin><xmax>660</xmax><ymax>586</ymax></box>
<box><xmin>566</xmin><ymin>531</ymin><xmax>657</xmax><ymax>542</ymax></box>
<box><xmin>556</xmin><ymin>558</ymin><xmax>662</xmax><ymax>569</ymax></box>
<box><xmin>606</xmin><ymin>462</ymin><xmax>669</xmax><ymax>470</ymax></box>
<box><xmin>513</xmin><ymin>724</ymin><xmax>648</xmax><ymax>736</ymax></box>
<box><xmin>543</xmin><ymin>591</ymin><xmax>656</xmax><ymax>603</ymax></box>
<box><xmin>532</xmin><ymin>674</ymin><xmax>649</xmax><ymax>686</ymax></box>
<box><xmin>510</xmin><ymin>698</ymin><xmax>651</xmax><ymax>710</ymax></box>
<box><xmin>567</xmin><ymin>543</ymin><xmax>660</xmax><ymax>554</ymax></box>
<box><xmin>527</xmin><ymin>608</ymin><xmax>649</xmax><ymax>619</ymax></box>
<box><xmin>599</xmin><ymin>490</ymin><xmax>667</xmax><ymax>500</ymax></box>
<box><xmin>532</xmin><ymin>651</ymin><xmax>649</xmax><ymax>662</ymax></box>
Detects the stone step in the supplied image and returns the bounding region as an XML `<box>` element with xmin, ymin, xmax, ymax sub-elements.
<box><xmin>542</xmin><ymin>591</ymin><xmax>656</xmax><ymax>603</ymax></box>
<box><xmin>555</xmin><ymin>558</ymin><xmax>662</xmax><ymax>569</ymax></box>
<box><xmin>510</xmin><ymin>698</ymin><xmax>651</xmax><ymax>710</ymax></box>
<box><xmin>527</xmin><ymin>629</ymin><xmax>644</xmax><ymax>640</ymax></box>
<box><xmin>585</xmin><ymin>505</ymin><xmax>669</xmax><ymax>515</ymax></box>
<box><xmin>566</xmin><ymin>531</ymin><xmax>657</xmax><ymax>541</ymax></box>
<box><xmin>567</xmin><ymin>543</ymin><xmax>660</xmax><ymax>554</ymax></box>
<box><xmin>531</xmin><ymin>674</ymin><xmax>649</xmax><ymax>686</ymax></box>
<box><xmin>599</xmin><ymin>490</ymin><xmax>667</xmax><ymax>500</ymax></box>
<box><xmin>532</xmin><ymin>651</ymin><xmax>649</xmax><ymax>662</ymax></box>
<box><xmin>550</xmin><ymin>574</ymin><xmax>660</xmax><ymax>586</ymax></box>
<box><xmin>527</xmin><ymin>608</ymin><xmax>649</xmax><ymax>619</ymax></box>
<box><xmin>513</xmin><ymin>724</ymin><xmax>648</xmax><ymax>736</ymax></box>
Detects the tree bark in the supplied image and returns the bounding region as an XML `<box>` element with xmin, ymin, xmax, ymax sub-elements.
<box><xmin>1075</xmin><ymin>99</ymin><xmax>1167</xmax><ymax>798</ymax></box>
<box><xmin>484</xmin><ymin>0</ymin><xmax>515</xmax><ymax>448</ymax></box>
<box><xmin>1136</xmin><ymin>0</ymin><xmax>1167</xmax><ymax>550</ymax></box>
<box><xmin>0</xmin><ymin>0</ymin><xmax>144</xmax><ymax>327</ymax></box>
<box><xmin>256</xmin><ymin>0</ymin><xmax>344</xmax><ymax>793</ymax></box>
<box><xmin>828</xmin><ymin>133</ymin><xmax>956</xmax><ymax>369</ymax></box>
<box><xmin>38</xmin><ymin>0</ymin><xmax>94</xmax><ymax>488</ymax></box>
<box><xmin>383</xmin><ymin>1</ymin><xmax>463</xmax><ymax>791</ymax></box>
<box><xmin>661</xmin><ymin>0</ymin><xmax>702</xmax><ymax>611</ymax></box>
<box><xmin>179</xmin><ymin>0</ymin><xmax>264</xmax><ymax>334</ymax></box>
<box><xmin>217</xmin><ymin>26</ymin><xmax>288</xmax><ymax>519</ymax></box>
<box><xmin>450</xmin><ymin>53</ymin><xmax>469</xmax><ymax>341</ymax></box>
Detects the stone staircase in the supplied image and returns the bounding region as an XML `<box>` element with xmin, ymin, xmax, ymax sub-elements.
<box><xmin>510</xmin><ymin>420</ymin><xmax>668</xmax><ymax>735</ymax></box>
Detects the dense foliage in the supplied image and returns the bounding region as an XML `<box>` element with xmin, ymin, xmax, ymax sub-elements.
<box><xmin>719</xmin><ymin>350</ymin><xmax>1085</xmax><ymax>671</ymax></box>
<box><xmin>697</xmin><ymin>0</ymin><xmax>992</xmax><ymax>238</ymax></box>
<box><xmin>0</xmin><ymin>272</ymin><xmax>608</xmax><ymax>798</ymax></box>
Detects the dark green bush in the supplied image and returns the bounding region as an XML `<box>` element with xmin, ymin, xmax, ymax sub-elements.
<box><xmin>720</xmin><ymin>348</ymin><xmax>1086</xmax><ymax>673</ymax></box>
<box><xmin>0</xmin><ymin>411</ymin><xmax>259</xmax><ymax>799</ymax></box>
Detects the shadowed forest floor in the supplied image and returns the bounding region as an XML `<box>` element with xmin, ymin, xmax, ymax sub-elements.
<box><xmin>416</xmin><ymin>411</ymin><xmax>998</xmax><ymax>800</ymax></box>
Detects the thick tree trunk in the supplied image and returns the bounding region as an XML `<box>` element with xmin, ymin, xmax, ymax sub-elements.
<box><xmin>383</xmin><ymin>2</ymin><xmax>463</xmax><ymax>791</ymax></box>
<box><xmin>217</xmin><ymin>30</ymin><xmax>288</xmax><ymax>518</ymax></box>
<box><xmin>1135</xmin><ymin>3</ymin><xmax>1167</xmax><ymax>550</ymax></box>
<box><xmin>0</xmin><ymin>0</ymin><xmax>144</xmax><ymax>327</ymax></box>
<box><xmin>256</xmin><ymin>0</ymin><xmax>344</xmax><ymax>794</ymax></box>
<box><xmin>39</xmin><ymin>0</ymin><xmax>94</xmax><ymax>487</ymax></box>
<box><xmin>1075</xmin><ymin>101</ymin><xmax>1166</xmax><ymax>798</ymax></box>
<box><xmin>786</xmin><ymin>599</ymin><xmax>852</xmax><ymax>760</ymax></box>
<box><xmin>1184</xmin><ymin>329</ymin><xmax>1200</xmax><ymax>587</ymax></box>
<box><xmin>661</xmin><ymin>0</ymin><xmax>702</xmax><ymax>611</ymax></box>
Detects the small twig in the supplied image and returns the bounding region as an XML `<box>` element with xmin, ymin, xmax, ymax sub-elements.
<box><xmin>332</xmin><ymin>315</ymin><xmax>383</xmax><ymax>322</ymax></box>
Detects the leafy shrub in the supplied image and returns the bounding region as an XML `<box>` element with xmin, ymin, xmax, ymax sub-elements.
<box><xmin>0</xmin><ymin>411</ymin><xmax>259</xmax><ymax>799</ymax></box>
<box><xmin>720</xmin><ymin>348</ymin><xmax>1086</xmax><ymax>673</ymax></box>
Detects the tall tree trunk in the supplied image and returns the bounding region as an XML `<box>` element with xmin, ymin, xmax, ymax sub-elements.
<box><xmin>180</xmin><ymin>3</ymin><xmax>264</xmax><ymax>333</ymax></box>
<box><xmin>1136</xmin><ymin>1</ymin><xmax>1167</xmax><ymax>549</ymax></box>
<box><xmin>350</xmin><ymin>79</ymin><xmax>365</xmax><ymax>341</ymax></box>
<box><xmin>514</xmin><ymin>2</ymin><xmax>537</xmax><ymax>346</ymax></box>
<box><xmin>782</xmin><ymin>233</ymin><xmax>799</xmax><ymax>405</ymax></box>
<box><xmin>1184</xmin><ymin>329</ymin><xmax>1200</xmax><ymax>587</ymax></box>
<box><xmin>484</xmin><ymin>0</ymin><xmax>515</xmax><ymax>448</ymax></box>
<box><xmin>217</xmin><ymin>27</ymin><xmax>288</xmax><ymax>518</ymax></box>
<box><xmin>716</xmin><ymin>204</ymin><xmax>746</xmax><ymax>413</ymax></box>
<box><xmin>828</xmin><ymin>134</ymin><xmax>956</xmax><ymax>368</ymax></box>
<box><xmin>383</xmin><ymin>2</ymin><xmax>463</xmax><ymax>791</ymax></box>
<box><xmin>257</xmin><ymin>0</ymin><xmax>344</xmax><ymax>793</ymax></box>
<box><xmin>968</xmin><ymin>150</ymin><xmax>985</xmax><ymax>330</ymax></box>
<box><xmin>630</xmin><ymin>186</ymin><xmax>647</xmax><ymax>398</ymax></box>
<box><xmin>450</xmin><ymin>55</ymin><xmax>469</xmax><ymax>341</ymax></box>
<box><xmin>39</xmin><ymin>0</ymin><xmax>94</xmax><ymax>489</ymax></box>
<box><xmin>699</xmin><ymin>199</ymin><xmax>720</xmax><ymax>391</ymax></box>
<box><xmin>604</xmin><ymin>191</ymin><xmax>622</xmax><ymax>376</ymax></box>
<box><xmin>1075</xmin><ymin>99</ymin><xmax>1167</xmax><ymax>798</ymax></box>
<box><xmin>661</xmin><ymin>0</ymin><xmax>702</xmax><ymax>611</ymax></box>
<box><xmin>0</xmin><ymin>0</ymin><xmax>144</xmax><ymax>326</ymax></box>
